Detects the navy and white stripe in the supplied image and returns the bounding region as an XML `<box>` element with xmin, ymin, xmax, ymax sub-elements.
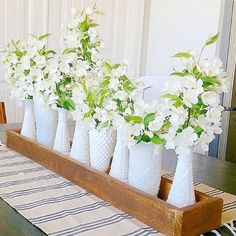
<box><xmin>15</xmin><ymin>191</ymin><xmax>91</xmax><ymax>211</ymax></box>
<box><xmin>0</xmin><ymin>174</ymin><xmax>59</xmax><ymax>188</ymax></box>
<box><xmin>29</xmin><ymin>201</ymin><xmax>111</xmax><ymax>224</ymax></box>
<box><xmin>0</xmin><ymin>160</ymin><xmax>33</xmax><ymax>168</ymax></box>
<box><xmin>0</xmin><ymin>182</ymin><xmax>74</xmax><ymax>199</ymax></box>
<box><xmin>0</xmin><ymin>166</ymin><xmax>45</xmax><ymax>178</ymax></box>
<box><xmin>48</xmin><ymin>213</ymin><xmax>133</xmax><ymax>236</ymax></box>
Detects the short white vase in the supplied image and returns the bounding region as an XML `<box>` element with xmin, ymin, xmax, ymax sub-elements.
<box><xmin>53</xmin><ymin>108</ymin><xmax>70</xmax><ymax>155</ymax></box>
<box><xmin>89</xmin><ymin>129</ymin><xmax>116</xmax><ymax>172</ymax></box>
<box><xmin>167</xmin><ymin>150</ymin><xmax>196</xmax><ymax>208</ymax></box>
<box><xmin>21</xmin><ymin>99</ymin><xmax>36</xmax><ymax>140</ymax></box>
<box><xmin>109</xmin><ymin>129</ymin><xmax>129</xmax><ymax>183</ymax></box>
<box><xmin>34</xmin><ymin>97</ymin><xmax>58</xmax><ymax>148</ymax></box>
<box><xmin>70</xmin><ymin>120</ymin><xmax>90</xmax><ymax>165</ymax></box>
<box><xmin>128</xmin><ymin>142</ymin><xmax>162</xmax><ymax>196</ymax></box>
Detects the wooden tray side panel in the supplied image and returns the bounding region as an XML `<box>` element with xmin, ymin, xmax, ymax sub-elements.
<box><xmin>7</xmin><ymin>130</ymin><xmax>179</xmax><ymax>236</ymax></box>
<box><xmin>181</xmin><ymin>198</ymin><xmax>223</xmax><ymax>236</ymax></box>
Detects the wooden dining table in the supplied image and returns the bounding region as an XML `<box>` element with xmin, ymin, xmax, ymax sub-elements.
<box><xmin>0</xmin><ymin>123</ymin><xmax>236</xmax><ymax>236</ymax></box>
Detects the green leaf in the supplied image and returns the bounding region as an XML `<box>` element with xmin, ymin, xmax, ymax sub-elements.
<box><xmin>170</xmin><ymin>71</ymin><xmax>187</xmax><ymax>77</ymax></box>
<box><xmin>201</xmin><ymin>76</ymin><xmax>221</xmax><ymax>86</ymax></box>
<box><xmin>39</xmin><ymin>33</ymin><xmax>51</xmax><ymax>40</ymax></box>
<box><xmin>161</xmin><ymin>93</ymin><xmax>179</xmax><ymax>100</ymax></box>
<box><xmin>151</xmin><ymin>134</ymin><xmax>165</xmax><ymax>145</ymax></box>
<box><xmin>194</xmin><ymin>125</ymin><xmax>203</xmax><ymax>134</ymax></box>
<box><xmin>126</xmin><ymin>115</ymin><xmax>143</xmax><ymax>124</ymax></box>
<box><xmin>113</xmin><ymin>63</ymin><xmax>120</xmax><ymax>69</ymax></box>
<box><xmin>28</xmin><ymin>34</ymin><xmax>38</xmax><ymax>39</ymax></box>
<box><xmin>205</xmin><ymin>33</ymin><xmax>220</xmax><ymax>46</ymax></box>
<box><xmin>63</xmin><ymin>99</ymin><xmax>75</xmax><ymax>110</ymax></box>
<box><xmin>142</xmin><ymin>134</ymin><xmax>151</xmax><ymax>143</ymax></box>
<box><xmin>173</xmin><ymin>52</ymin><xmax>192</xmax><ymax>58</ymax></box>
<box><xmin>44</xmin><ymin>50</ymin><xmax>56</xmax><ymax>56</ymax></box>
<box><xmin>99</xmin><ymin>77</ymin><xmax>110</xmax><ymax>88</ymax></box>
<box><xmin>15</xmin><ymin>50</ymin><xmax>23</xmax><ymax>57</ymax></box>
<box><xmin>103</xmin><ymin>61</ymin><xmax>112</xmax><ymax>72</ymax></box>
<box><xmin>174</xmin><ymin>99</ymin><xmax>183</xmax><ymax>107</ymax></box>
<box><xmin>134</xmin><ymin>135</ymin><xmax>142</xmax><ymax>143</ymax></box>
<box><xmin>88</xmin><ymin>23</ymin><xmax>99</xmax><ymax>28</ymax></box>
<box><xmin>144</xmin><ymin>113</ymin><xmax>155</xmax><ymax>127</ymax></box>
<box><xmin>63</xmin><ymin>48</ymin><xmax>75</xmax><ymax>54</ymax></box>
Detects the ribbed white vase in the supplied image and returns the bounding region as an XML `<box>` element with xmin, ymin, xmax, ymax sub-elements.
<box><xmin>109</xmin><ymin>129</ymin><xmax>129</xmax><ymax>183</ymax></box>
<box><xmin>34</xmin><ymin>97</ymin><xmax>58</xmax><ymax>148</ymax></box>
<box><xmin>128</xmin><ymin>142</ymin><xmax>162</xmax><ymax>196</ymax></box>
<box><xmin>167</xmin><ymin>149</ymin><xmax>196</xmax><ymax>208</ymax></box>
<box><xmin>53</xmin><ymin>108</ymin><xmax>70</xmax><ymax>155</ymax></box>
<box><xmin>89</xmin><ymin>129</ymin><xmax>116</xmax><ymax>172</ymax></box>
<box><xmin>70</xmin><ymin>120</ymin><xmax>90</xmax><ymax>165</ymax></box>
<box><xmin>21</xmin><ymin>99</ymin><xmax>36</xmax><ymax>140</ymax></box>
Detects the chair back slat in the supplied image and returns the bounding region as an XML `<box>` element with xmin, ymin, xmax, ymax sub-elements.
<box><xmin>0</xmin><ymin>102</ymin><xmax>7</xmax><ymax>124</ymax></box>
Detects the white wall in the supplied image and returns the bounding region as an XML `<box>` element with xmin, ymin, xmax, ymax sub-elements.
<box><xmin>0</xmin><ymin>0</ymin><xmax>145</xmax><ymax>123</ymax></box>
<box><xmin>143</xmin><ymin>0</ymin><xmax>222</xmax><ymax>76</ymax></box>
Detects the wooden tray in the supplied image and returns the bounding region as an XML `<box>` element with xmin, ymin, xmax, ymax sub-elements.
<box><xmin>6</xmin><ymin>130</ymin><xmax>223</xmax><ymax>236</ymax></box>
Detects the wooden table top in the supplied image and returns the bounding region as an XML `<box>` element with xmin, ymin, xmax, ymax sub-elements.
<box><xmin>0</xmin><ymin>123</ymin><xmax>236</xmax><ymax>236</ymax></box>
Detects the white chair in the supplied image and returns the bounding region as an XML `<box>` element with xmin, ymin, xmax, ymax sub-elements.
<box><xmin>139</xmin><ymin>75</ymin><xmax>171</xmax><ymax>103</ymax></box>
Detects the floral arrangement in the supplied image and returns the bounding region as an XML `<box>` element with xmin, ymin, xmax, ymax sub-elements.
<box><xmin>162</xmin><ymin>34</ymin><xmax>228</xmax><ymax>155</ymax></box>
<box><xmin>2</xmin><ymin>34</ymin><xmax>55</xmax><ymax>103</ymax></box>
<box><xmin>72</xmin><ymin>60</ymin><xmax>143</xmax><ymax>130</ymax></box>
<box><xmin>121</xmin><ymin>100</ymin><xmax>170</xmax><ymax>146</ymax></box>
<box><xmin>45</xmin><ymin>4</ymin><xmax>105</xmax><ymax>111</ymax></box>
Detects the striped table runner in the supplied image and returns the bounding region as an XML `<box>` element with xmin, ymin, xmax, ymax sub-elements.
<box><xmin>0</xmin><ymin>146</ymin><xmax>235</xmax><ymax>236</ymax></box>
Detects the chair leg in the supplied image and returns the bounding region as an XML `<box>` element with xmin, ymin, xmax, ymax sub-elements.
<box><xmin>0</xmin><ymin>102</ymin><xmax>7</xmax><ymax>124</ymax></box>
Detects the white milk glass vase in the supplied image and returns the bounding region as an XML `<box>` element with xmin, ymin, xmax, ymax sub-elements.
<box><xmin>128</xmin><ymin>142</ymin><xmax>162</xmax><ymax>196</ymax></box>
<box><xmin>89</xmin><ymin>129</ymin><xmax>116</xmax><ymax>172</ymax></box>
<box><xmin>53</xmin><ymin>108</ymin><xmax>70</xmax><ymax>155</ymax></box>
<box><xmin>167</xmin><ymin>149</ymin><xmax>196</xmax><ymax>207</ymax></box>
<box><xmin>21</xmin><ymin>99</ymin><xmax>36</xmax><ymax>140</ymax></box>
<box><xmin>34</xmin><ymin>97</ymin><xmax>58</xmax><ymax>148</ymax></box>
<box><xmin>70</xmin><ymin>120</ymin><xmax>90</xmax><ymax>165</ymax></box>
<box><xmin>109</xmin><ymin>129</ymin><xmax>129</xmax><ymax>183</ymax></box>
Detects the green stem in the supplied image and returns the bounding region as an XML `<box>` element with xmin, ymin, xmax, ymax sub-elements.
<box><xmin>187</xmin><ymin>108</ymin><xmax>191</xmax><ymax>126</ymax></box>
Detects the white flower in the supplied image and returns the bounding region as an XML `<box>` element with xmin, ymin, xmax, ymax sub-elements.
<box><xmin>131</xmin><ymin>123</ymin><xmax>144</xmax><ymax>136</ymax></box>
<box><xmin>183</xmin><ymin>76</ymin><xmax>203</xmax><ymax>94</ymax></box>
<box><xmin>162</xmin><ymin>78</ymin><xmax>182</xmax><ymax>96</ymax></box>
<box><xmin>34</xmin><ymin>55</ymin><xmax>46</xmax><ymax>66</ymax></box>
<box><xmin>169</xmin><ymin>106</ymin><xmax>188</xmax><ymax>127</ymax></box>
<box><xmin>148</xmin><ymin>117</ymin><xmax>164</xmax><ymax>131</ymax></box>
<box><xmin>75</xmin><ymin>60</ymin><xmax>89</xmax><ymax>77</ymax></box>
<box><xmin>175</xmin><ymin>127</ymin><xmax>198</xmax><ymax>152</ymax></box>
<box><xmin>201</xmin><ymin>91</ymin><xmax>220</xmax><ymax>107</ymax></box>
<box><xmin>8</xmin><ymin>54</ymin><xmax>18</xmax><ymax>64</ymax></box>
<box><xmin>20</xmin><ymin>55</ymin><xmax>31</xmax><ymax>70</ymax></box>
<box><xmin>58</xmin><ymin>61</ymin><xmax>70</xmax><ymax>74</ymax></box>
<box><xmin>114</xmin><ymin>91</ymin><xmax>126</xmax><ymax>100</ymax></box>
<box><xmin>182</xmin><ymin>88</ymin><xmax>199</xmax><ymax>108</ymax></box>
<box><xmin>206</xmin><ymin>106</ymin><xmax>224</xmax><ymax>123</ymax></box>
<box><xmin>111</xmin><ymin>66</ymin><xmax>126</xmax><ymax>78</ymax></box>
<box><xmin>88</xmin><ymin>28</ymin><xmax>98</xmax><ymax>43</ymax></box>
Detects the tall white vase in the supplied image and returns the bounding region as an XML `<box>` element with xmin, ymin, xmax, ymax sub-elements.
<box><xmin>34</xmin><ymin>97</ymin><xmax>58</xmax><ymax>148</ymax></box>
<box><xmin>128</xmin><ymin>142</ymin><xmax>162</xmax><ymax>196</ymax></box>
<box><xmin>167</xmin><ymin>150</ymin><xmax>196</xmax><ymax>208</ymax></box>
<box><xmin>109</xmin><ymin>129</ymin><xmax>129</xmax><ymax>183</ymax></box>
<box><xmin>70</xmin><ymin>120</ymin><xmax>90</xmax><ymax>165</ymax></box>
<box><xmin>53</xmin><ymin>108</ymin><xmax>70</xmax><ymax>155</ymax></box>
<box><xmin>21</xmin><ymin>99</ymin><xmax>36</xmax><ymax>140</ymax></box>
<box><xmin>89</xmin><ymin>129</ymin><xmax>116</xmax><ymax>172</ymax></box>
